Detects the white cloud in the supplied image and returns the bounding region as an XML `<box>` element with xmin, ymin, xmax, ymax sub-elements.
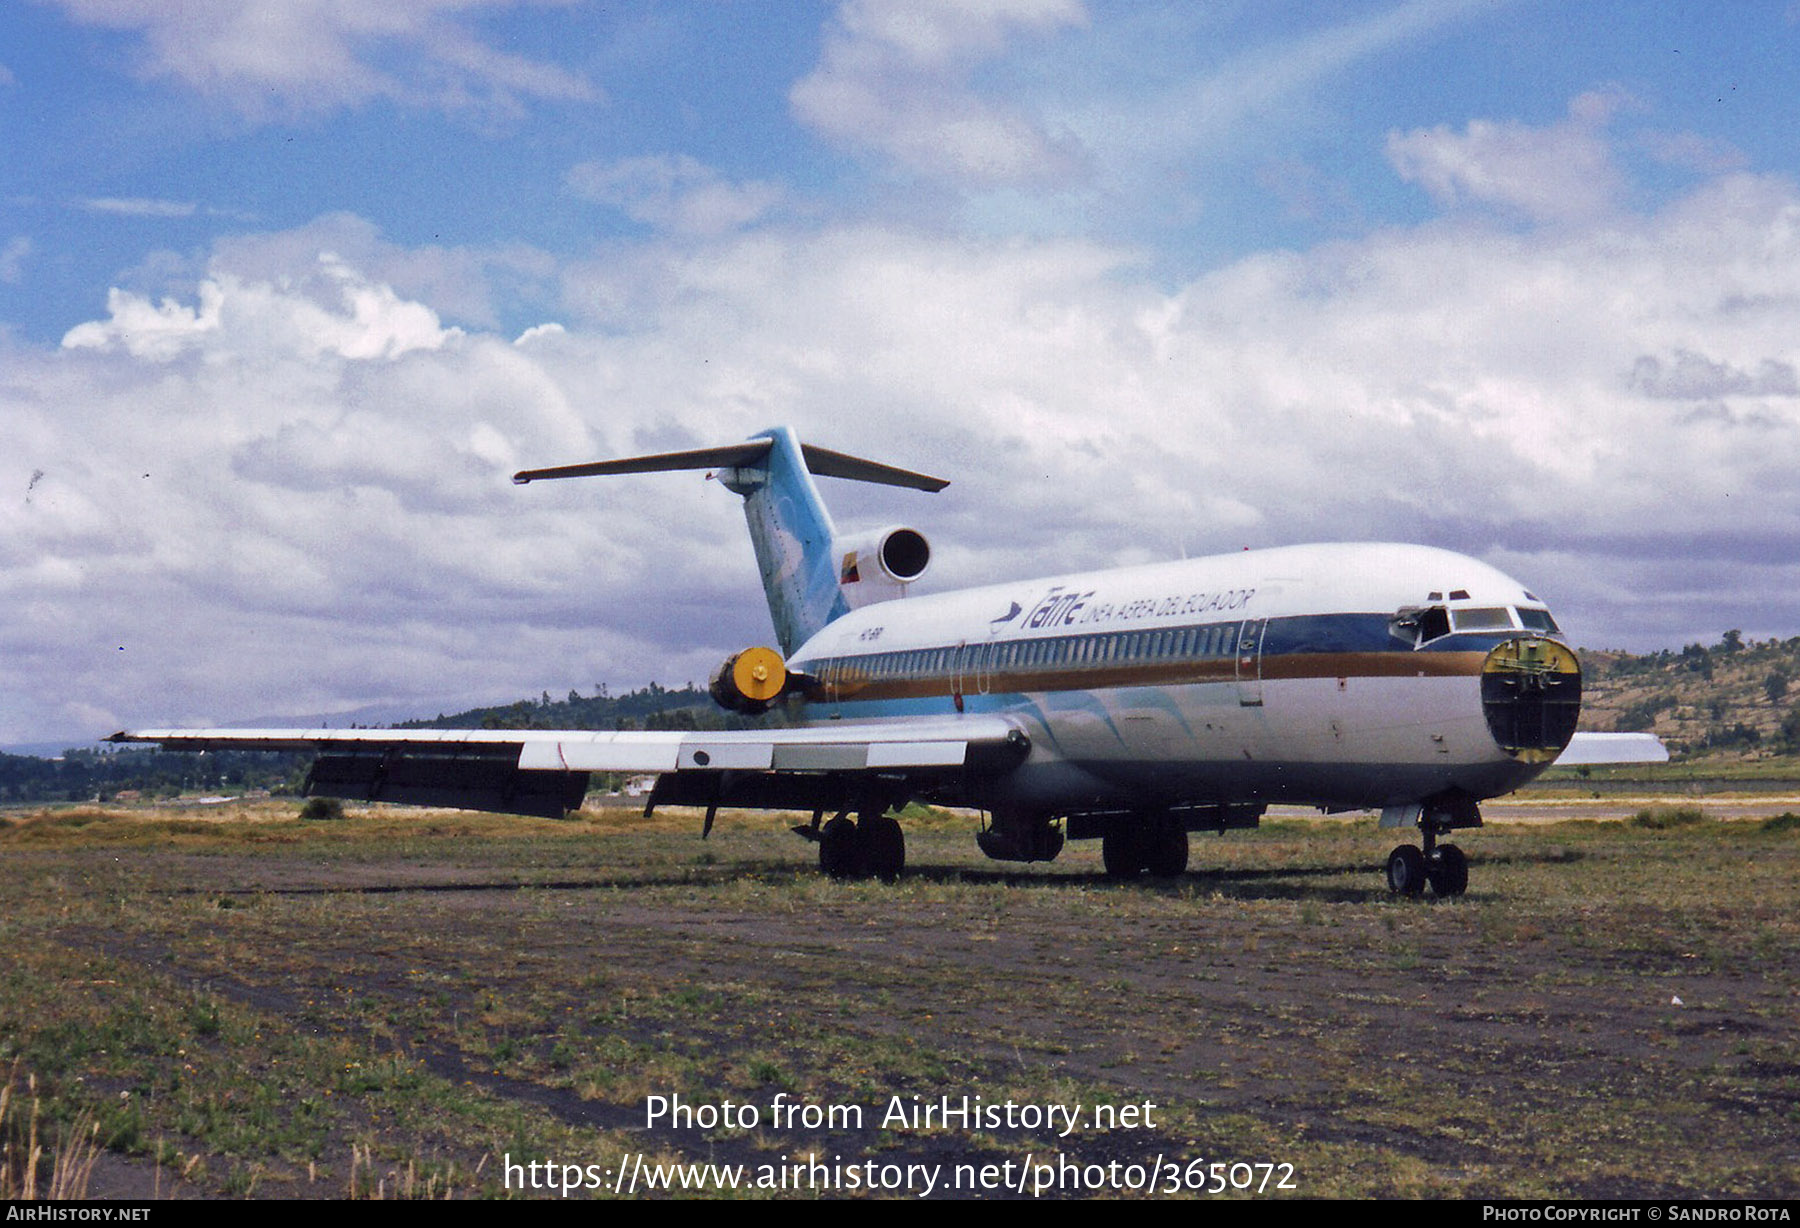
<box><xmin>48</xmin><ymin>0</ymin><xmax>596</xmax><ymax>120</ymax></box>
<box><xmin>1111</xmin><ymin>0</ymin><xmax>1493</xmax><ymax>154</ymax></box>
<box><xmin>566</xmin><ymin>155</ymin><xmax>785</xmax><ymax>237</ymax></box>
<box><xmin>8</xmin><ymin>127</ymin><xmax>1800</xmax><ymax>740</ymax></box>
<box><xmin>204</xmin><ymin>212</ymin><xmax>558</xmax><ymax>331</ymax></box>
<box><xmin>1386</xmin><ymin>90</ymin><xmax>1632</xmax><ymax>224</ymax></box>
<box><xmin>1637</xmin><ymin>129</ymin><xmax>1750</xmax><ymax>177</ymax></box>
<box><xmin>78</xmin><ymin>197</ymin><xmax>199</xmax><ymax>218</ymax></box>
<box><xmin>62</xmin><ymin>254</ymin><xmax>458</xmax><ymax>361</ymax></box>
<box><xmin>60</xmin><ymin>282</ymin><xmax>224</xmax><ymax>360</ymax></box>
<box><xmin>4</xmin><ymin>251</ymin><xmax>609</xmax><ymax>741</ymax></box>
<box><xmin>790</xmin><ymin>0</ymin><xmax>1090</xmax><ymax>188</ymax></box>
<box><xmin>0</xmin><ymin>237</ymin><xmax>30</xmax><ymax>284</ymax></box>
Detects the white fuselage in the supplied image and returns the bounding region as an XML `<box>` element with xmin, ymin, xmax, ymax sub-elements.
<box><xmin>785</xmin><ymin>542</ymin><xmax>1573</xmax><ymax>818</ymax></box>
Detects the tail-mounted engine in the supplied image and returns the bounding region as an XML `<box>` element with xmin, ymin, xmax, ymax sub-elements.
<box><xmin>834</xmin><ymin>525</ymin><xmax>931</xmax><ymax>610</ymax></box>
<box><xmin>709</xmin><ymin>645</ymin><xmax>788</xmax><ymax>714</ymax></box>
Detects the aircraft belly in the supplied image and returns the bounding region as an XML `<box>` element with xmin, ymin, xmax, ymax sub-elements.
<box><xmin>1018</xmin><ymin>674</ymin><xmax>1525</xmax><ymax>809</ymax></box>
<box><xmin>1256</xmin><ymin>675</ymin><xmax>1492</xmax><ymax>764</ymax></box>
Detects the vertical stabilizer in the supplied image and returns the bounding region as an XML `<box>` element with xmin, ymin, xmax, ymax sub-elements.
<box><xmin>718</xmin><ymin>427</ymin><xmax>846</xmax><ymax>654</ymax></box>
<box><xmin>513</xmin><ymin>427</ymin><xmax>947</xmax><ymax>656</ymax></box>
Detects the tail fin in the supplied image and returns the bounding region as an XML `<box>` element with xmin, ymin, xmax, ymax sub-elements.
<box><xmin>514</xmin><ymin>427</ymin><xmax>947</xmax><ymax>654</ymax></box>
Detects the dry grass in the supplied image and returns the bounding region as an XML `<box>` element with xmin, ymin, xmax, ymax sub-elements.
<box><xmin>1</xmin><ymin>1063</ymin><xmax>103</xmax><ymax>1200</ymax></box>
<box><xmin>1</xmin><ymin>795</ymin><xmax>1796</xmax><ymax>1199</ymax></box>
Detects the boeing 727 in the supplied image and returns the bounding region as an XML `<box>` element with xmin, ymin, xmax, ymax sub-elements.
<box><xmin>112</xmin><ymin>427</ymin><xmax>1663</xmax><ymax>896</ymax></box>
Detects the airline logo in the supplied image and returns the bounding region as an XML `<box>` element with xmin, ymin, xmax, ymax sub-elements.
<box><xmin>1022</xmin><ymin>585</ymin><xmax>1256</xmax><ymax>632</ymax></box>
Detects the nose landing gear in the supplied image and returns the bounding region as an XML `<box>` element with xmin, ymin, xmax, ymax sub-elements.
<box><xmin>1384</xmin><ymin>795</ymin><xmax>1477</xmax><ymax>898</ymax></box>
<box><xmin>1386</xmin><ymin>841</ymin><xmax>1469</xmax><ymax>897</ymax></box>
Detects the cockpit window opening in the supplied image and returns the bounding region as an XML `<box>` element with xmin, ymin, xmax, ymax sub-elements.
<box><xmin>1516</xmin><ymin>607</ymin><xmax>1561</xmax><ymax>634</ymax></box>
<box><xmin>1450</xmin><ymin>607</ymin><xmax>1516</xmax><ymax>632</ymax></box>
<box><xmin>1417</xmin><ymin>606</ymin><xmax>1451</xmax><ymax>644</ymax></box>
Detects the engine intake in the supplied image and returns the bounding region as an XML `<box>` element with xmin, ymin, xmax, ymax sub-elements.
<box><xmin>835</xmin><ymin>525</ymin><xmax>931</xmax><ymax>609</ymax></box>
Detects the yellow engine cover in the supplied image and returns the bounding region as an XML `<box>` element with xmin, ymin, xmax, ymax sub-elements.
<box><xmin>729</xmin><ymin>645</ymin><xmax>787</xmax><ymax>704</ymax></box>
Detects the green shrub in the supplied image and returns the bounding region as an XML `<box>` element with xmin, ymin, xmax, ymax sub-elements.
<box><xmin>298</xmin><ymin>796</ymin><xmax>346</xmax><ymax>821</ymax></box>
<box><xmin>1630</xmin><ymin>805</ymin><xmax>1707</xmax><ymax>829</ymax></box>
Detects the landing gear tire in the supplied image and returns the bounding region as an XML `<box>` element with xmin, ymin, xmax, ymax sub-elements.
<box><xmin>1386</xmin><ymin>844</ymin><xmax>1428</xmax><ymax>897</ymax></box>
<box><xmin>819</xmin><ymin>816</ymin><xmax>864</xmax><ymax>880</ymax></box>
<box><xmin>861</xmin><ymin>814</ymin><xmax>906</xmax><ymax>882</ymax></box>
<box><xmin>1144</xmin><ymin>827</ymin><xmax>1189</xmax><ymax>877</ymax></box>
<box><xmin>1102</xmin><ymin>829</ymin><xmax>1146</xmax><ymax>878</ymax></box>
<box><xmin>1427</xmin><ymin>843</ymin><xmax>1468</xmax><ymax>897</ymax></box>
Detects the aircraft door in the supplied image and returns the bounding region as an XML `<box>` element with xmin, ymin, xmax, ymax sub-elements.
<box><xmin>951</xmin><ymin>641</ymin><xmax>993</xmax><ymax>712</ymax></box>
<box><xmin>1235</xmin><ymin>618</ymin><xmax>1266</xmax><ymax>707</ymax></box>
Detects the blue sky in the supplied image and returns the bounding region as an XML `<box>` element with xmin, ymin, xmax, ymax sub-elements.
<box><xmin>10</xmin><ymin>1</ymin><xmax>1792</xmax><ymax>337</ymax></box>
<box><xmin>4</xmin><ymin>1</ymin><xmax>1800</xmax><ymax>743</ymax></box>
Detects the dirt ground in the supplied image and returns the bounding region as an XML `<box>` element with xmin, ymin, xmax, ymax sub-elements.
<box><xmin>4</xmin><ymin>794</ymin><xmax>1798</xmax><ymax>1199</ymax></box>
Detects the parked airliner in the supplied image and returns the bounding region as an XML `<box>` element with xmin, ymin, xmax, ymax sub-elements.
<box><xmin>113</xmin><ymin>427</ymin><xmax>1663</xmax><ymax>896</ymax></box>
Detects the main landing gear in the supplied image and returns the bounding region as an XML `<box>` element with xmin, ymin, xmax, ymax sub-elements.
<box><xmin>808</xmin><ymin>810</ymin><xmax>906</xmax><ymax>881</ymax></box>
<box><xmin>1102</xmin><ymin>819</ymin><xmax>1189</xmax><ymax>879</ymax></box>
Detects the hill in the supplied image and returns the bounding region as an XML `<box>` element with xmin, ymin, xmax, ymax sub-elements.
<box><xmin>0</xmin><ymin>746</ymin><xmax>307</xmax><ymax>805</ymax></box>
<box><xmin>398</xmin><ymin>681</ymin><xmax>782</xmax><ymax>733</ymax></box>
<box><xmin>1579</xmin><ymin>630</ymin><xmax>1800</xmax><ymax>760</ymax></box>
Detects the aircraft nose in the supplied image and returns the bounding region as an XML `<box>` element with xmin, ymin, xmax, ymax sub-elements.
<box><xmin>1480</xmin><ymin>636</ymin><xmax>1582</xmax><ymax>763</ymax></box>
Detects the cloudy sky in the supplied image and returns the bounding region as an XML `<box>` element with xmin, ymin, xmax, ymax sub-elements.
<box><xmin>4</xmin><ymin>1</ymin><xmax>1800</xmax><ymax>745</ymax></box>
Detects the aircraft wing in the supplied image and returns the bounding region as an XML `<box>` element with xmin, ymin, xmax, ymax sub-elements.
<box><xmin>1552</xmin><ymin>732</ymin><xmax>1670</xmax><ymax>766</ymax></box>
<box><xmin>107</xmin><ymin>718</ymin><xmax>1029</xmax><ymax>819</ymax></box>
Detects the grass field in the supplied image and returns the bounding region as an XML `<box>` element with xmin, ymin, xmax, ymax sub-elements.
<box><xmin>1</xmin><ymin>796</ymin><xmax>1797</xmax><ymax>1199</ymax></box>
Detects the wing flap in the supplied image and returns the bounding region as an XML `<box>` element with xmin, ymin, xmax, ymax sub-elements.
<box><xmin>515</xmin><ymin>737</ymin><xmax>680</xmax><ymax>773</ymax></box>
<box><xmin>114</xmin><ymin>721</ymin><xmax>1022</xmax><ymax>765</ymax></box>
<box><xmin>772</xmin><ymin>744</ymin><xmax>868</xmax><ymax>771</ymax></box>
<box><xmin>866</xmin><ymin>740</ymin><xmax>970</xmax><ymax>767</ymax></box>
<box><xmin>305</xmin><ymin>750</ymin><xmax>587</xmax><ymax>819</ymax></box>
<box><xmin>679</xmin><ymin>741</ymin><xmax>775</xmax><ymax>770</ymax></box>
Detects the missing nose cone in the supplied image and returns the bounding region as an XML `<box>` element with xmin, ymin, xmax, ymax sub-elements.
<box><xmin>1482</xmin><ymin>637</ymin><xmax>1582</xmax><ymax>763</ymax></box>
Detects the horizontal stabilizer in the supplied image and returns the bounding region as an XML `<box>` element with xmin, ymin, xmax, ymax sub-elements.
<box><xmin>513</xmin><ymin>441</ymin><xmax>772</xmax><ymax>484</ymax></box>
<box><xmin>513</xmin><ymin>437</ymin><xmax>948</xmax><ymax>492</ymax></box>
<box><xmin>1553</xmin><ymin>732</ymin><xmax>1670</xmax><ymax>766</ymax></box>
<box><xmin>796</xmin><ymin>444</ymin><xmax>948</xmax><ymax>492</ymax></box>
